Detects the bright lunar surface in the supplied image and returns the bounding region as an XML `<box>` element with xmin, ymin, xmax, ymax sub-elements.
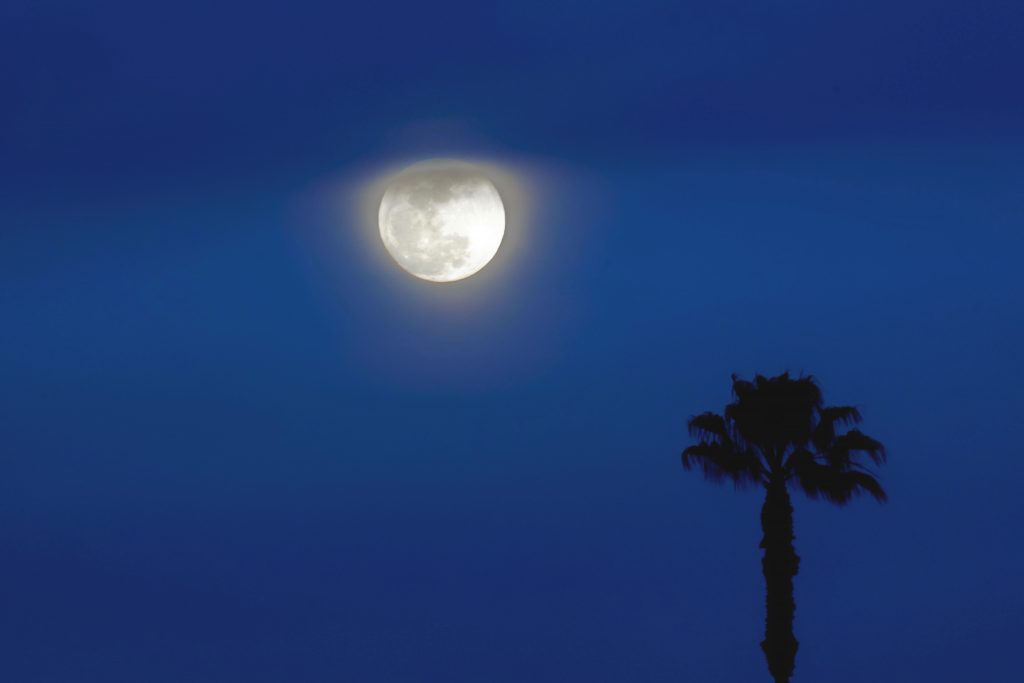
<box><xmin>378</xmin><ymin>161</ymin><xmax>506</xmax><ymax>282</ymax></box>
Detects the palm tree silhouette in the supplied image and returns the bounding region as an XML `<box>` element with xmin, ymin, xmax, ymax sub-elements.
<box><xmin>682</xmin><ymin>373</ymin><xmax>886</xmax><ymax>683</ymax></box>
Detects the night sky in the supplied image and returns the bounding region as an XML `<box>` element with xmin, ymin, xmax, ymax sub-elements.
<box><xmin>3</xmin><ymin>1</ymin><xmax>1023</xmax><ymax>681</ymax></box>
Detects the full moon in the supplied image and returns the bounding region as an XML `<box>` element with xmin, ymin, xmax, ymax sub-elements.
<box><xmin>378</xmin><ymin>161</ymin><xmax>506</xmax><ymax>282</ymax></box>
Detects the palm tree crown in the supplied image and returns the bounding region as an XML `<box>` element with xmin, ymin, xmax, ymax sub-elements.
<box><xmin>682</xmin><ymin>372</ymin><xmax>886</xmax><ymax>503</ymax></box>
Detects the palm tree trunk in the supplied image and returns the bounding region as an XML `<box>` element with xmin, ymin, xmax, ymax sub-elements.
<box><xmin>760</xmin><ymin>476</ymin><xmax>799</xmax><ymax>682</ymax></box>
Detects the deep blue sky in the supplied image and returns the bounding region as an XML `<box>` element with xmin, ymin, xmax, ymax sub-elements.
<box><xmin>3</xmin><ymin>1</ymin><xmax>1023</xmax><ymax>681</ymax></box>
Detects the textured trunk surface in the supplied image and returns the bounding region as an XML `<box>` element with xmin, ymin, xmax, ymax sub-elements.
<box><xmin>760</xmin><ymin>478</ymin><xmax>799</xmax><ymax>682</ymax></box>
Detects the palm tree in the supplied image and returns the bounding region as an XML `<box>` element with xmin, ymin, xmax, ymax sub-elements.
<box><xmin>682</xmin><ymin>373</ymin><xmax>886</xmax><ymax>683</ymax></box>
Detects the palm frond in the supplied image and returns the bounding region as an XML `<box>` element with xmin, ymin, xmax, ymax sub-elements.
<box><xmin>790</xmin><ymin>451</ymin><xmax>887</xmax><ymax>504</ymax></box>
<box><xmin>811</xmin><ymin>406</ymin><xmax>862</xmax><ymax>452</ymax></box>
<box><xmin>827</xmin><ymin>429</ymin><xmax>886</xmax><ymax>467</ymax></box>
<box><xmin>682</xmin><ymin>442</ymin><xmax>762</xmax><ymax>488</ymax></box>
<box><xmin>688</xmin><ymin>412</ymin><xmax>731</xmax><ymax>442</ymax></box>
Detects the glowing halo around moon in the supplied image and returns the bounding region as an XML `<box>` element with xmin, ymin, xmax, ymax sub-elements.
<box><xmin>378</xmin><ymin>160</ymin><xmax>506</xmax><ymax>282</ymax></box>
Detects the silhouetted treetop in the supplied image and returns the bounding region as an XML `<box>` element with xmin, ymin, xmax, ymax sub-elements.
<box><xmin>683</xmin><ymin>372</ymin><xmax>886</xmax><ymax>503</ymax></box>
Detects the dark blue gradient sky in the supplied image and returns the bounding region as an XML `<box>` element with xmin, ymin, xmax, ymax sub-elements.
<box><xmin>3</xmin><ymin>2</ymin><xmax>1023</xmax><ymax>681</ymax></box>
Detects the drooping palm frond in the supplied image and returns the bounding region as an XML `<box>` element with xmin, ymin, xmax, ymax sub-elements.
<box><xmin>688</xmin><ymin>412</ymin><xmax>732</xmax><ymax>443</ymax></box>
<box><xmin>825</xmin><ymin>429</ymin><xmax>886</xmax><ymax>467</ymax></box>
<box><xmin>811</xmin><ymin>406</ymin><xmax>862</xmax><ymax>452</ymax></box>
<box><xmin>788</xmin><ymin>449</ymin><xmax>887</xmax><ymax>504</ymax></box>
<box><xmin>682</xmin><ymin>442</ymin><xmax>763</xmax><ymax>487</ymax></box>
<box><xmin>683</xmin><ymin>410</ymin><xmax>762</xmax><ymax>486</ymax></box>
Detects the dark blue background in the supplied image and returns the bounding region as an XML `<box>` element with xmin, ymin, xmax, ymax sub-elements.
<box><xmin>3</xmin><ymin>1</ymin><xmax>1023</xmax><ymax>680</ymax></box>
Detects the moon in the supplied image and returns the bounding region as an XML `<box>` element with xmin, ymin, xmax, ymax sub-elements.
<box><xmin>378</xmin><ymin>161</ymin><xmax>505</xmax><ymax>282</ymax></box>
